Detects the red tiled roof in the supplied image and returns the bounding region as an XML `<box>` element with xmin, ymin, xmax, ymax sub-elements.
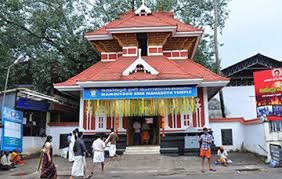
<box><xmin>54</xmin><ymin>56</ymin><xmax>227</xmax><ymax>87</ymax></box>
<box><xmin>85</xmin><ymin>12</ymin><xmax>202</xmax><ymax>36</ymax></box>
<box><xmin>173</xmin><ymin>59</ymin><xmax>229</xmax><ymax>82</ymax></box>
<box><xmin>54</xmin><ymin>61</ymin><xmax>109</xmax><ymax>87</ymax></box>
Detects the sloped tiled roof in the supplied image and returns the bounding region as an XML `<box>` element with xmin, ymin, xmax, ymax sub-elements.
<box><xmin>85</xmin><ymin>12</ymin><xmax>202</xmax><ymax>36</ymax></box>
<box><xmin>54</xmin><ymin>56</ymin><xmax>227</xmax><ymax>87</ymax></box>
<box><xmin>173</xmin><ymin>59</ymin><xmax>229</xmax><ymax>82</ymax></box>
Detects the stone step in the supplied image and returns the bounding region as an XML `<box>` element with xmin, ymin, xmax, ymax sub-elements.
<box><xmin>124</xmin><ymin>146</ymin><xmax>160</xmax><ymax>155</ymax></box>
<box><xmin>124</xmin><ymin>151</ymin><xmax>160</xmax><ymax>155</ymax></box>
<box><xmin>125</xmin><ymin>147</ymin><xmax>160</xmax><ymax>150</ymax></box>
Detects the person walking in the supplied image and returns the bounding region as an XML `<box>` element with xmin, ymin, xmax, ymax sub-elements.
<box><xmin>70</xmin><ymin>132</ymin><xmax>87</xmax><ymax>179</ymax></box>
<box><xmin>105</xmin><ymin>128</ymin><xmax>119</xmax><ymax>159</ymax></box>
<box><xmin>199</xmin><ymin>126</ymin><xmax>216</xmax><ymax>173</ymax></box>
<box><xmin>40</xmin><ymin>135</ymin><xmax>57</xmax><ymax>178</ymax></box>
<box><xmin>68</xmin><ymin>130</ymin><xmax>76</xmax><ymax>162</ymax></box>
<box><xmin>92</xmin><ymin>133</ymin><xmax>106</xmax><ymax>173</ymax></box>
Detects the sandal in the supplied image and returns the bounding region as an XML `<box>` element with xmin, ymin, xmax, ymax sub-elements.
<box><xmin>209</xmin><ymin>168</ymin><xmax>216</xmax><ymax>172</ymax></box>
<box><xmin>86</xmin><ymin>173</ymin><xmax>93</xmax><ymax>179</ymax></box>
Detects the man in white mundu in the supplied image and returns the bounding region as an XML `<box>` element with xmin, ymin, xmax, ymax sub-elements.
<box><xmin>68</xmin><ymin>130</ymin><xmax>76</xmax><ymax>162</ymax></box>
<box><xmin>105</xmin><ymin>128</ymin><xmax>119</xmax><ymax>158</ymax></box>
<box><xmin>70</xmin><ymin>132</ymin><xmax>87</xmax><ymax>178</ymax></box>
<box><xmin>92</xmin><ymin>134</ymin><xmax>106</xmax><ymax>172</ymax></box>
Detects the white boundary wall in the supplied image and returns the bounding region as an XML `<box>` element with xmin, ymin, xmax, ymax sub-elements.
<box><xmin>243</xmin><ymin>124</ymin><xmax>266</xmax><ymax>156</ymax></box>
<box><xmin>210</xmin><ymin>122</ymin><xmax>267</xmax><ymax>156</ymax></box>
<box><xmin>46</xmin><ymin>125</ymin><xmax>79</xmax><ymax>155</ymax></box>
<box><xmin>210</xmin><ymin>122</ymin><xmax>244</xmax><ymax>151</ymax></box>
<box><xmin>23</xmin><ymin>137</ymin><xmax>46</xmax><ymax>154</ymax></box>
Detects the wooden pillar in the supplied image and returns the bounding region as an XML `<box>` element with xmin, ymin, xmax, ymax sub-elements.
<box><xmin>115</xmin><ymin>112</ymin><xmax>119</xmax><ymax>135</ymax></box>
<box><xmin>161</xmin><ymin>116</ymin><xmax>165</xmax><ymax>137</ymax></box>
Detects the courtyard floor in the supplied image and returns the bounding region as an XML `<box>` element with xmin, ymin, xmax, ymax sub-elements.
<box><xmin>1</xmin><ymin>152</ymin><xmax>281</xmax><ymax>179</ymax></box>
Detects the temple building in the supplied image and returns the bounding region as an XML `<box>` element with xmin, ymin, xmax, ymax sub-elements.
<box><xmin>54</xmin><ymin>2</ymin><xmax>228</xmax><ymax>154</ymax></box>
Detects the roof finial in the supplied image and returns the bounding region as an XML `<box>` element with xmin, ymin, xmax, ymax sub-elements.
<box><xmin>138</xmin><ymin>48</ymin><xmax>142</xmax><ymax>58</ymax></box>
<box><xmin>134</xmin><ymin>0</ymin><xmax>152</xmax><ymax>16</ymax></box>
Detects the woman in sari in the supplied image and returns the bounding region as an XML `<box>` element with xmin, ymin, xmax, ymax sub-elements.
<box><xmin>40</xmin><ymin>135</ymin><xmax>57</xmax><ymax>178</ymax></box>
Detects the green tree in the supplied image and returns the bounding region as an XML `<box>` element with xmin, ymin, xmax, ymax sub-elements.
<box><xmin>0</xmin><ymin>0</ymin><xmax>99</xmax><ymax>93</ymax></box>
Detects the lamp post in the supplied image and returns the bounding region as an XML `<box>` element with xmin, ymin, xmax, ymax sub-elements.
<box><xmin>2</xmin><ymin>55</ymin><xmax>29</xmax><ymax>110</ymax></box>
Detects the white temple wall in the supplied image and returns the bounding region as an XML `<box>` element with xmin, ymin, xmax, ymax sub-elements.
<box><xmin>210</xmin><ymin>86</ymin><xmax>257</xmax><ymax>120</ymax></box>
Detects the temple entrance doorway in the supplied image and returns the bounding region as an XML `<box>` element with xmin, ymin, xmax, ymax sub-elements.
<box><xmin>127</xmin><ymin>116</ymin><xmax>160</xmax><ymax>146</ymax></box>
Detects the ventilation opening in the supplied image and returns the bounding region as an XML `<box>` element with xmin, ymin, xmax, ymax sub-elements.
<box><xmin>137</xmin><ymin>33</ymin><xmax>147</xmax><ymax>56</ymax></box>
<box><xmin>140</xmin><ymin>10</ymin><xmax>147</xmax><ymax>16</ymax></box>
<box><xmin>136</xmin><ymin>64</ymin><xmax>144</xmax><ymax>72</ymax></box>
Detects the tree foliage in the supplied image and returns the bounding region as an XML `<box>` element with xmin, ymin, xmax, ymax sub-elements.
<box><xmin>0</xmin><ymin>0</ymin><xmax>99</xmax><ymax>93</ymax></box>
<box><xmin>0</xmin><ymin>0</ymin><xmax>229</xmax><ymax>93</ymax></box>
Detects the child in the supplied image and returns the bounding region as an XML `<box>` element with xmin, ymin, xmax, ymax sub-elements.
<box><xmin>217</xmin><ymin>146</ymin><xmax>229</xmax><ymax>166</ymax></box>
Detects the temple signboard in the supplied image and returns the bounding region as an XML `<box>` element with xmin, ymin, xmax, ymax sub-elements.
<box><xmin>254</xmin><ymin>68</ymin><xmax>282</xmax><ymax>120</ymax></box>
<box><xmin>83</xmin><ymin>86</ymin><xmax>197</xmax><ymax>100</ymax></box>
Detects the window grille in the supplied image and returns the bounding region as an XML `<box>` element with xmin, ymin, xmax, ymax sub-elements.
<box><xmin>270</xmin><ymin>120</ymin><xmax>282</xmax><ymax>132</ymax></box>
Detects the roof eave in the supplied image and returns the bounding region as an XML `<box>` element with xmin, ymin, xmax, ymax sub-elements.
<box><xmin>107</xmin><ymin>26</ymin><xmax>177</xmax><ymax>34</ymax></box>
<box><xmin>197</xmin><ymin>80</ymin><xmax>230</xmax><ymax>87</ymax></box>
<box><xmin>54</xmin><ymin>85</ymin><xmax>82</xmax><ymax>92</ymax></box>
<box><xmin>85</xmin><ymin>28</ymin><xmax>203</xmax><ymax>41</ymax></box>
<box><xmin>174</xmin><ymin>31</ymin><xmax>203</xmax><ymax>37</ymax></box>
<box><xmin>191</xmin><ymin>33</ymin><xmax>202</xmax><ymax>59</ymax></box>
<box><xmin>85</xmin><ymin>34</ymin><xmax>113</xmax><ymax>41</ymax></box>
<box><xmin>77</xmin><ymin>79</ymin><xmax>203</xmax><ymax>88</ymax></box>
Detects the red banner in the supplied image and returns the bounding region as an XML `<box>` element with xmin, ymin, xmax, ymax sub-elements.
<box><xmin>254</xmin><ymin>68</ymin><xmax>282</xmax><ymax>120</ymax></box>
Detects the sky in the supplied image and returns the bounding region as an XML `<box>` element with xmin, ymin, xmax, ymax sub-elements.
<box><xmin>219</xmin><ymin>0</ymin><xmax>282</xmax><ymax>68</ymax></box>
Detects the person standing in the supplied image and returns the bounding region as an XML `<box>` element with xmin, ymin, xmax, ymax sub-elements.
<box><xmin>199</xmin><ymin>127</ymin><xmax>216</xmax><ymax>173</ymax></box>
<box><xmin>105</xmin><ymin>128</ymin><xmax>119</xmax><ymax>158</ymax></box>
<box><xmin>40</xmin><ymin>135</ymin><xmax>57</xmax><ymax>178</ymax></box>
<box><xmin>68</xmin><ymin>130</ymin><xmax>76</xmax><ymax>162</ymax></box>
<box><xmin>92</xmin><ymin>134</ymin><xmax>106</xmax><ymax>173</ymax></box>
<box><xmin>142</xmin><ymin>122</ymin><xmax>150</xmax><ymax>144</ymax></box>
<box><xmin>133</xmin><ymin>120</ymin><xmax>141</xmax><ymax>145</ymax></box>
<box><xmin>70</xmin><ymin>132</ymin><xmax>87</xmax><ymax>179</ymax></box>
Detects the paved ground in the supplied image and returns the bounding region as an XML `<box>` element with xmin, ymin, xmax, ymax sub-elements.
<box><xmin>1</xmin><ymin>152</ymin><xmax>281</xmax><ymax>179</ymax></box>
<box><xmin>90</xmin><ymin>172</ymin><xmax>282</xmax><ymax>179</ymax></box>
